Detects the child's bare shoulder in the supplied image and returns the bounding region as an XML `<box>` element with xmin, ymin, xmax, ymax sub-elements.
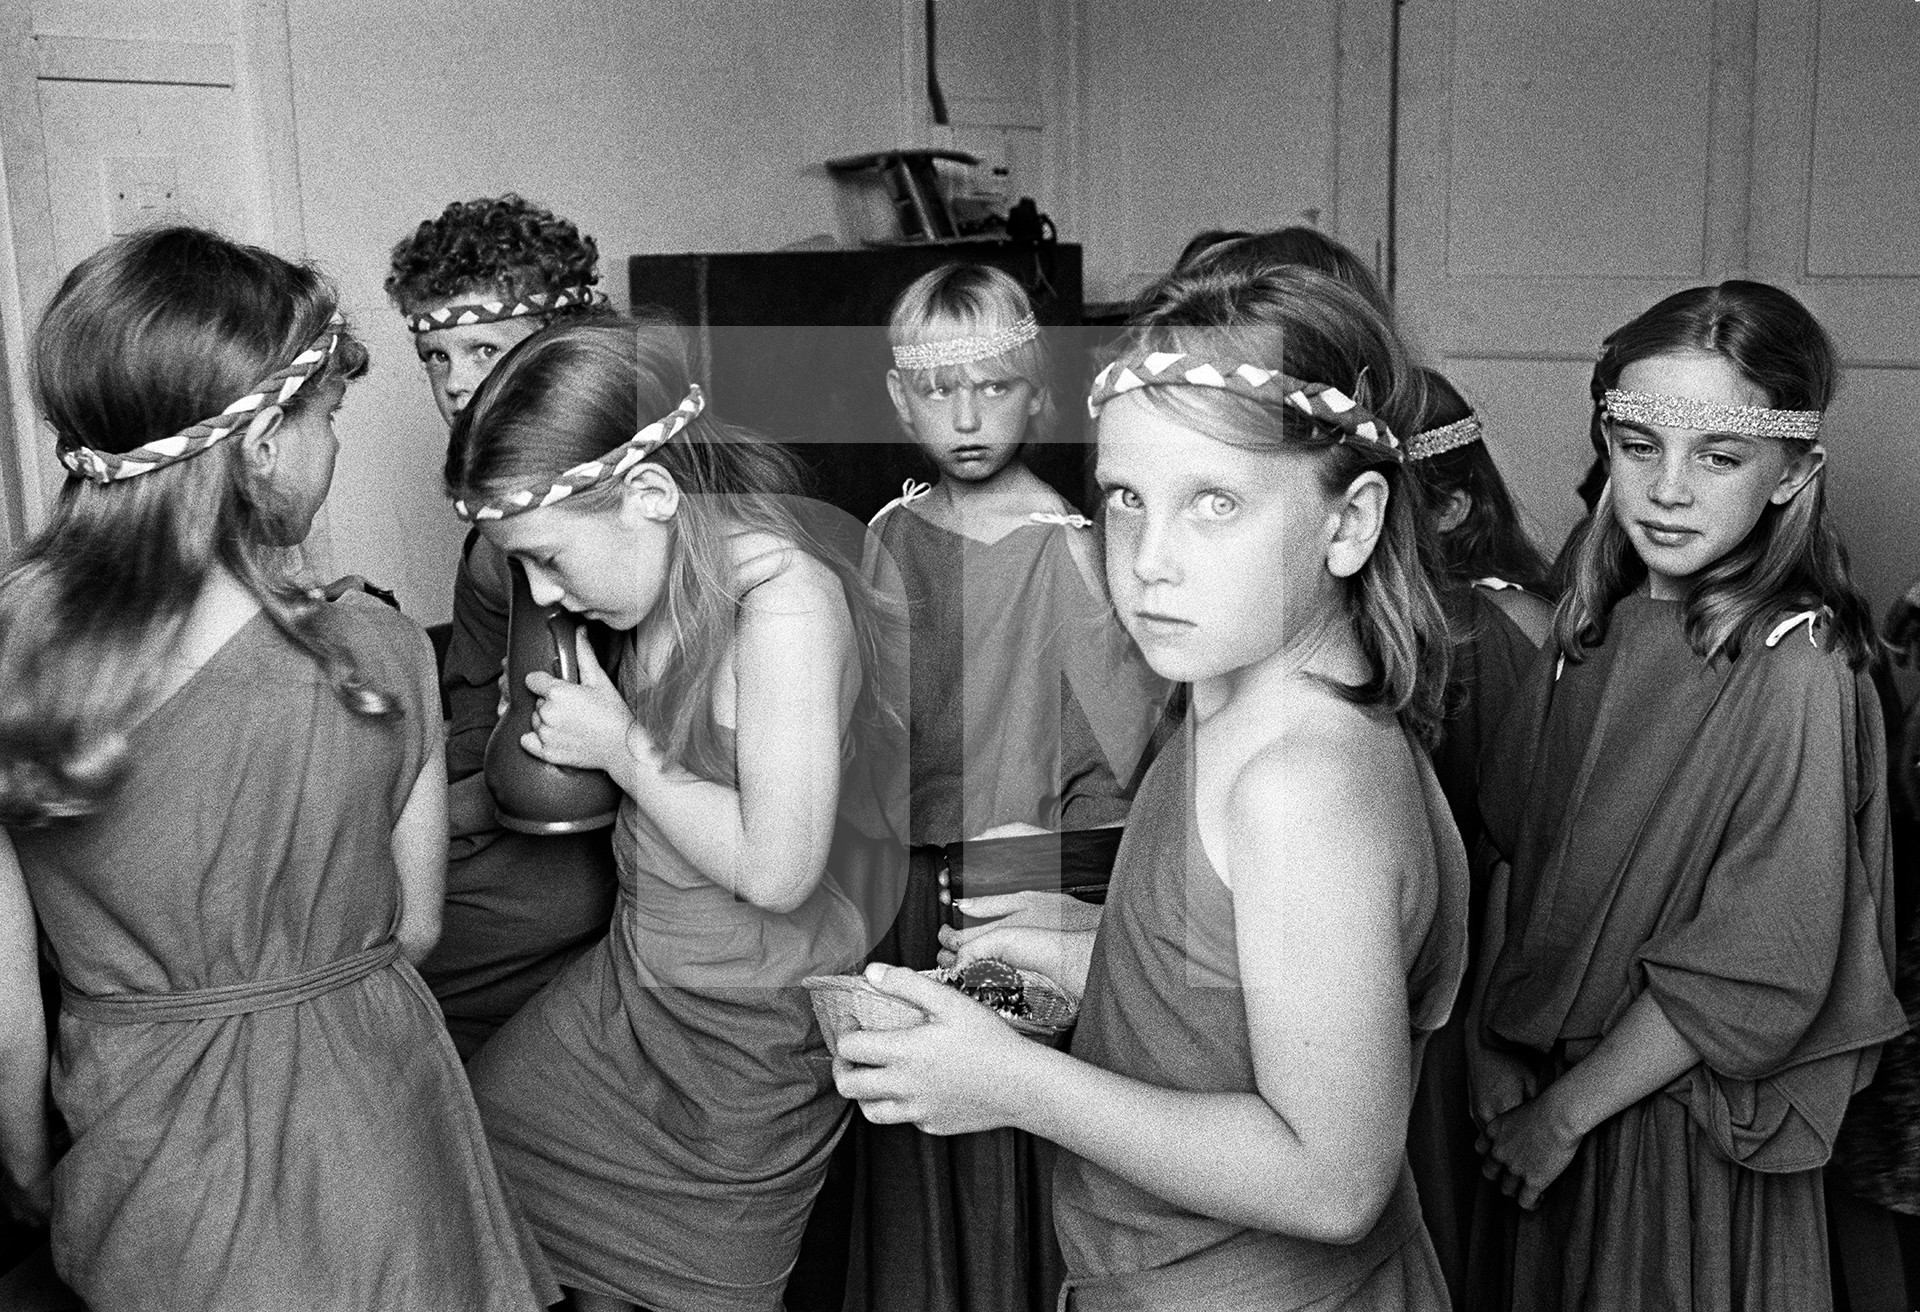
<box><xmin>732</xmin><ymin>532</ymin><xmax>849</xmax><ymax>616</ymax></box>
<box><xmin>1218</xmin><ymin>705</ymin><xmax>1422</xmax><ymax>925</ymax></box>
<box><xmin>1228</xmin><ymin>700</ymin><xmax>1415</xmax><ymax>842</ymax></box>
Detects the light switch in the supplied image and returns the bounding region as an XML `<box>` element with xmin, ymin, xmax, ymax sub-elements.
<box><xmin>103</xmin><ymin>156</ymin><xmax>181</xmax><ymax>236</ymax></box>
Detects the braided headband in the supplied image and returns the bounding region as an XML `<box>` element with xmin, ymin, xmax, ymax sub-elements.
<box><xmin>406</xmin><ymin>286</ymin><xmax>604</xmax><ymax>334</ymax></box>
<box><xmin>453</xmin><ymin>384</ymin><xmax>705</xmax><ymax>522</ymax></box>
<box><xmin>892</xmin><ymin>314</ymin><xmax>1039</xmax><ymax>371</ymax></box>
<box><xmin>1603</xmin><ymin>389</ymin><xmax>1822</xmax><ymax>442</ymax></box>
<box><xmin>1087</xmin><ymin>349</ymin><xmax>1401</xmax><ymax>460</ymax></box>
<box><xmin>1408</xmin><ymin>413</ymin><xmax>1483</xmax><ymax>461</ymax></box>
<box><xmin>60</xmin><ymin>313</ymin><xmax>345</xmax><ymax>484</ymax></box>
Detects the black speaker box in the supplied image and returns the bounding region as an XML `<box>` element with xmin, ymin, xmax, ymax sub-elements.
<box><xmin>628</xmin><ymin>244</ymin><xmax>1087</xmax><ymax>521</ymax></box>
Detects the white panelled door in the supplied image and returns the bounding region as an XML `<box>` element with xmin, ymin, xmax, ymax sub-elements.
<box><xmin>1391</xmin><ymin>0</ymin><xmax>1920</xmax><ymax>613</ymax></box>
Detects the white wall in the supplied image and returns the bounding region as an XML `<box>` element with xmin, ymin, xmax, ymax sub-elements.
<box><xmin>288</xmin><ymin>0</ymin><xmax>914</xmax><ymax>621</ymax></box>
<box><xmin>2</xmin><ymin>0</ymin><xmax>1354</xmax><ymax>620</ymax></box>
<box><xmin>1072</xmin><ymin>0</ymin><xmax>1348</xmax><ymax>303</ymax></box>
<box><xmin>13</xmin><ymin>1</ymin><xmax>1906</xmax><ymax>633</ymax></box>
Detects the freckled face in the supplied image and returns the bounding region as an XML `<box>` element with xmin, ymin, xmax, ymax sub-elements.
<box><xmin>411</xmin><ymin>309</ymin><xmax>542</xmax><ymax>427</ymax></box>
<box><xmin>1604</xmin><ymin>352</ymin><xmax>1813</xmax><ymax>600</ymax></box>
<box><xmin>478</xmin><ymin>493</ymin><xmax>674</xmax><ymax>632</ymax></box>
<box><xmin>1095</xmin><ymin>393</ymin><xmax>1341</xmax><ymax>685</ymax></box>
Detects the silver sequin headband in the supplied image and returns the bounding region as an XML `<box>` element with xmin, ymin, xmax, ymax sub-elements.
<box><xmin>1088</xmin><ymin>349</ymin><xmax>1401</xmax><ymax>460</ymax></box>
<box><xmin>1603</xmin><ymin>389</ymin><xmax>1822</xmax><ymax>442</ymax></box>
<box><xmin>454</xmin><ymin>385</ymin><xmax>704</xmax><ymax>522</ymax></box>
<box><xmin>1408</xmin><ymin>413</ymin><xmax>1483</xmax><ymax>461</ymax></box>
<box><xmin>406</xmin><ymin>286</ymin><xmax>604</xmax><ymax>334</ymax></box>
<box><xmin>60</xmin><ymin>313</ymin><xmax>345</xmax><ymax>484</ymax></box>
<box><xmin>892</xmin><ymin>314</ymin><xmax>1039</xmax><ymax>371</ymax></box>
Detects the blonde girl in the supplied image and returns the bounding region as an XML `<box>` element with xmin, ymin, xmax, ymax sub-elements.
<box><xmin>838</xmin><ymin>265</ymin><xmax>1469</xmax><ymax>1311</ymax></box>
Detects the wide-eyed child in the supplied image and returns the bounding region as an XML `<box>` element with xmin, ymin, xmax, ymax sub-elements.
<box><xmin>837</xmin><ymin>265</ymin><xmax>1470</xmax><ymax>1311</ymax></box>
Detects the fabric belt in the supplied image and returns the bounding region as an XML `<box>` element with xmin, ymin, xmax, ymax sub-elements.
<box><xmin>61</xmin><ymin>939</ymin><xmax>402</xmax><ymax>1024</ymax></box>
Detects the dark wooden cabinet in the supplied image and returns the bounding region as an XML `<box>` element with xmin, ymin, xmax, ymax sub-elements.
<box><xmin>628</xmin><ymin>244</ymin><xmax>1088</xmax><ymax>520</ymax></box>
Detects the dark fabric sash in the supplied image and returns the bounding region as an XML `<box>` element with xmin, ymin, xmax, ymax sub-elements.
<box><xmin>61</xmin><ymin>940</ymin><xmax>401</xmax><ymax>1024</ymax></box>
<box><xmin>1056</xmin><ymin>1167</ymin><xmax>1424</xmax><ymax>1311</ymax></box>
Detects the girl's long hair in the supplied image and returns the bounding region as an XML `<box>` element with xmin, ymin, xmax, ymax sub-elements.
<box><xmin>1555</xmin><ymin>280</ymin><xmax>1875</xmax><ymax>669</ymax></box>
<box><xmin>1120</xmin><ymin>266</ymin><xmax>1452</xmax><ymax>747</ymax></box>
<box><xmin>0</xmin><ymin>225</ymin><xmax>383</xmax><ymax>827</ymax></box>
<box><xmin>1410</xmin><ymin>369</ymin><xmax>1552</xmax><ymax>593</ymax></box>
<box><xmin>446</xmin><ymin>320</ymin><xmax>902</xmax><ymax>785</ymax></box>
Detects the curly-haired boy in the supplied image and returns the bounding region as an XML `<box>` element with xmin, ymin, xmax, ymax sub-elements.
<box><xmin>387</xmin><ymin>194</ymin><xmax>618</xmax><ymax>1057</ymax></box>
<box><xmin>388</xmin><ymin>193</ymin><xmax>606</xmax><ymax>422</ymax></box>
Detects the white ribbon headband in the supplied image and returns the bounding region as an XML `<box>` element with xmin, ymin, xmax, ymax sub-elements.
<box><xmin>60</xmin><ymin>313</ymin><xmax>345</xmax><ymax>484</ymax></box>
<box><xmin>454</xmin><ymin>385</ymin><xmax>705</xmax><ymax>522</ymax></box>
<box><xmin>406</xmin><ymin>285</ymin><xmax>605</xmax><ymax>334</ymax></box>
<box><xmin>1088</xmin><ymin>349</ymin><xmax>1401</xmax><ymax>460</ymax></box>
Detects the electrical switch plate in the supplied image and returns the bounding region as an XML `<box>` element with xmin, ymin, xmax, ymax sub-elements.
<box><xmin>103</xmin><ymin>156</ymin><xmax>181</xmax><ymax>236</ymax></box>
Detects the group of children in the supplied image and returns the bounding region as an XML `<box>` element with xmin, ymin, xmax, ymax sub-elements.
<box><xmin>0</xmin><ymin>191</ymin><xmax>1909</xmax><ymax>1312</ymax></box>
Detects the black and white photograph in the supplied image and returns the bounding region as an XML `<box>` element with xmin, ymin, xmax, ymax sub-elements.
<box><xmin>0</xmin><ymin>1</ymin><xmax>1915</xmax><ymax>1309</ymax></box>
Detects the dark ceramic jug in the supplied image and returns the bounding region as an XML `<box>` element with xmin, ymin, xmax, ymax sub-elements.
<box><xmin>485</xmin><ymin>557</ymin><xmax>621</xmax><ymax>834</ymax></box>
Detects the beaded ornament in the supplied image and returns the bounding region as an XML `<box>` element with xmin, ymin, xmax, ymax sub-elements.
<box><xmin>892</xmin><ymin>314</ymin><xmax>1039</xmax><ymax>371</ymax></box>
<box><xmin>453</xmin><ymin>385</ymin><xmax>705</xmax><ymax>522</ymax></box>
<box><xmin>1407</xmin><ymin>413</ymin><xmax>1483</xmax><ymax>461</ymax></box>
<box><xmin>60</xmin><ymin>313</ymin><xmax>345</xmax><ymax>484</ymax></box>
<box><xmin>1603</xmin><ymin>389</ymin><xmax>1822</xmax><ymax>442</ymax></box>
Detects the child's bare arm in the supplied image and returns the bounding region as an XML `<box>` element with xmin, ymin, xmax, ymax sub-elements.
<box><xmin>0</xmin><ymin>830</ymin><xmax>51</xmax><ymax>1225</ymax></box>
<box><xmin>839</xmin><ymin>736</ymin><xmax>1418</xmax><ymax>1244</ymax></box>
<box><xmin>1216</xmin><ymin>739</ymin><xmax>1418</xmax><ymax>1239</ymax></box>
<box><xmin>1480</xmin><ymin>990</ymin><xmax>1699</xmax><ymax>1209</ymax></box>
<box><xmin>392</xmin><ymin>650</ymin><xmax>449</xmax><ymax>964</ymax></box>
<box><xmin>606</xmin><ymin>556</ymin><xmax>855</xmax><ymax>912</ymax></box>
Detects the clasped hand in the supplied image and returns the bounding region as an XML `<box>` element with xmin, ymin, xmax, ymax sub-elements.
<box><xmin>831</xmin><ymin>964</ymin><xmax>1033</xmax><ymax>1136</ymax></box>
<box><xmin>1476</xmin><ymin>1083</ymin><xmax>1583</xmax><ymax>1211</ymax></box>
<box><xmin>520</xmin><ymin>629</ymin><xmax>633</xmax><ymax>772</ymax></box>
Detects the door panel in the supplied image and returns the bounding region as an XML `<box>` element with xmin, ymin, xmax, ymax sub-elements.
<box><xmin>1392</xmin><ymin>0</ymin><xmax>1920</xmax><ymax>612</ymax></box>
<box><xmin>0</xmin><ymin>0</ymin><xmax>307</xmax><ymax>544</ymax></box>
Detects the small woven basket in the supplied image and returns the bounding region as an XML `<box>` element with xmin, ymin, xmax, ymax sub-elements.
<box><xmin>803</xmin><ymin>967</ymin><xmax>1079</xmax><ymax>1058</ymax></box>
